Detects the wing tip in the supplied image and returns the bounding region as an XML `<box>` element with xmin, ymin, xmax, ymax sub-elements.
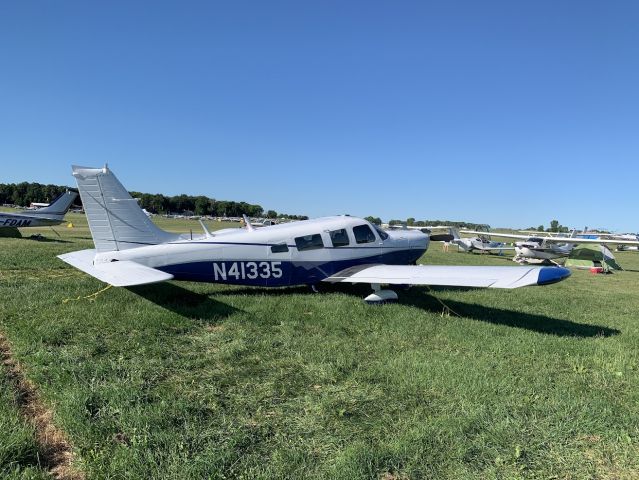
<box><xmin>537</xmin><ymin>266</ymin><xmax>571</xmax><ymax>286</ymax></box>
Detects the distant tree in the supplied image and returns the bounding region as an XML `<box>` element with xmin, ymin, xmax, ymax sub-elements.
<box><xmin>364</xmin><ymin>216</ymin><xmax>382</xmax><ymax>225</ymax></box>
<box><xmin>266</xmin><ymin>210</ymin><xmax>277</xmax><ymax>219</ymax></box>
<box><xmin>537</xmin><ymin>225</ymin><xmax>545</xmax><ymax>232</ymax></box>
<box><xmin>549</xmin><ymin>219</ymin><xmax>560</xmax><ymax>232</ymax></box>
<box><xmin>406</xmin><ymin>217</ymin><xmax>415</xmax><ymax>226</ymax></box>
<box><xmin>194</xmin><ymin>196</ymin><xmax>210</xmax><ymax>216</ymax></box>
<box><xmin>389</xmin><ymin>219</ymin><xmax>403</xmax><ymax>226</ymax></box>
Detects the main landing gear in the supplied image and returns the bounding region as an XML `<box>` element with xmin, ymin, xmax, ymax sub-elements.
<box><xmin>364</xmin><ymin>284</ymin><xmax>398</xmax><ymax>305</ymax></box>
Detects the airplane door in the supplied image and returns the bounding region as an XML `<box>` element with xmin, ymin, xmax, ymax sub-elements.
<box><xmin>352</xmin><ymin>223</ymin><xmax>383</xmax><ymax>262</ymax></box>
<box><xmin>266</xmin><ymin>238</ymin><xmax>292</xmax><ymax>286</ymax></box>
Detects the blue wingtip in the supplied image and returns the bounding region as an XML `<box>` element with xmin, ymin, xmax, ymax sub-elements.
<box><xmin>537</xmin><ymin>266</ymin><xmax>571</xmax><ymax>286</ymax></box>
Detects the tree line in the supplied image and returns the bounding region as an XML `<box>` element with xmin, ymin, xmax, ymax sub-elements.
<box><xmin>378</xmin><ymin>217</ymin><xmax>490</xmax><ymax>230</ymax></box>
<box><xmin>0</xmin><ymin>182</ymin><xmax>72</xmax><ymax>208</ymax></box>
<box><xmin>526</xmin><ymin>219</ymin><xmax>570</xmax><ymax>233</ymax></box>
<box><xmin>0</xmin><ymin>181</ymin><xmax>308</xmax><ymax>219</ymax></box>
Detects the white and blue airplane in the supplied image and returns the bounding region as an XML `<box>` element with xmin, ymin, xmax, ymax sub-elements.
<box><xmin>461</xmin><ymin>229</ymin><xmax>639</xmax><ymax>264</ymax></box>
<box><xmin>58</xmin><ymin>166</ymin><xmax>571</xmax><ymax>303</ymax></box>
<box><xmin>0</xmin><ymin>191</ymin><xmax>78</xmax><ymax>228</ymax></box>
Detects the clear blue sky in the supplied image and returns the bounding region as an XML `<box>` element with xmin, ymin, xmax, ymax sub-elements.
<box><xmin>1</xmin><ymin>1</ymin><xmax>638</xmax><ymax>231</ymax></box>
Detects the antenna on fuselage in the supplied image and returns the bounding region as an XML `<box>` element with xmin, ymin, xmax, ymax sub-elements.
<box><xmin>199</xmin><ymin>219</ymin><xmax>214</xmax><ymax>238</ymax></box>
<box><xmin>242</xmin><ymin>214</ymin><xmax>255</xmax><ymax>232</ymax></box>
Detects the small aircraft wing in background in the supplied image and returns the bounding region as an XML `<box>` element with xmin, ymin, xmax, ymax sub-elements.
<box><xmin>461</xmin><ymin>230</ymin><xmax>639</xmax><ymax>247</ymax></box>
<box><xmin>324</xmin><ymin>264</ymin><xmax>570</xmax><ymax>289</ymax></box>
<box><xmin>469</xmin><ymin>243</ymin><xmax>516</xmax><ymax>251</ymax></box>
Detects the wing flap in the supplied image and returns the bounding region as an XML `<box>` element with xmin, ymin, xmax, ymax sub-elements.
<box><xmin>58</xmin><ymin>249</ymin><xmax>173</xmax><ymax>286</ymax></box>
<box><xmin>324</xmin><ymin>264</ymin><xmax>570</xmax><ymax>289</ymax></box>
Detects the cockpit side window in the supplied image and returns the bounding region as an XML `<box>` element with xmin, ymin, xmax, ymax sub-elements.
<box><xmin>295</xmin><ymin>234</ymin><xmax>324</xmax><ymax>251</ymax></box>
<box><xmin>353</xmin><ymin>224</ymin><xmax>376</xmax><ymax>244</ymax></box>
<box><xmin>329</xmin><ymin>228</ymin><xmax>350</xmax><ymax>247</ymax></box>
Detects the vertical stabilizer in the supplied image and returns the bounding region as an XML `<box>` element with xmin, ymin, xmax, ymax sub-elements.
<box><xmin>72</xmin><ymin>165</ymin><xmax>177</xmax><ymax>252</ymax></box>
<box><xmin>29</xmin><ymin>191</ymin><xmax>78</xmax><ymax>217</ymax></box>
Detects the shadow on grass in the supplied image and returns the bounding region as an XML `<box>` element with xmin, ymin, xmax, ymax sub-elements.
<box><xmin>208</xmin><ymin>283</ymin><xmax>619</xmax><ymax>338</ymax></box>
<box><xmin>128</xmin><ymin>282</ymin><xmax>241</xmax><ymax>322</ymax></box>
<box><xmin>401</xmin><ymin>287</ymin><xmax>620</xmax><ymax>338</ymax></box>
<box><xmin>25</xmin><ymin>236</ymin><xmax>73</xmax><ymax>243</ymax></box>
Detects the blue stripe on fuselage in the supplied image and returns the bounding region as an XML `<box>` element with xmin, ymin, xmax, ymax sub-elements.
<box><xmin>156</xmin><ymin>248</ymin><xmax>424</xmax><ymax>286</ymax></box>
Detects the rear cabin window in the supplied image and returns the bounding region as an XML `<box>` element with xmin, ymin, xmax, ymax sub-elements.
<box><xmin>329</xmin><ymin>228</ymin><xmax>350</xmax><ymax>247</ymax></box>
<box><xmin>295</xmin><ymin>234</ymin><xmax>324</xmax><ymax>251</ymax></box>
<box><xmin>271</xmin><ymin>243</ymin><xmax>289</xmax><ymax>253</ymax></box>
<box><xmin>353</xmin><ymin>224</ymin><xmax>376</xmax><ymax>244</ymax></box>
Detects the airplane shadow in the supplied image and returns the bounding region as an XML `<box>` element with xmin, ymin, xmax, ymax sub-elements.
<box><xmin>210</xmin><ymin>283</ymin><xmax>619</xmax><ymax>338</ymax></box>
<box><xmin>25</xmin><ymin>236</ymin><xmax>73</xmax><ymax>243</ymax></box>
<box><xmin>401</xmin><ymin>287</ymin><xmax>620</xmax><ymax>338</ymax></box>
<box><xmin>127</xmin><ymin>282</ymin><xmax>241</xmax><ymax>323</ymax></box>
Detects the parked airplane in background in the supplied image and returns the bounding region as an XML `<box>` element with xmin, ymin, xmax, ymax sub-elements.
<box><xmin>447</xmin><ymin>228</ymin><xmax>515</xmax><ymax>254</ymax></box>
<box><xmin>0</xmin><ymin>191</ymin><xmax>78</xmax><ymax>228</ymax></box>
<box><xmin>384</xmin><ymin>225</ymin><xmax>513</xmax><ymax>254</ymax></box>
<box><xmin>461</xmin><ymin>229</ymin><xmax>639</xmax><ymax>264</ymax></box>
<box><xmin>58</xmin><ymin>166</ymin><xmax>570</xmax><ymax>303</ymax></box>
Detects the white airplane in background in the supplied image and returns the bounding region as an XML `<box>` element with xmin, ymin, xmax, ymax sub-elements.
<box><xmin>0</xmin><ymin>191</ymin><xmax>78</xmax><ymax>228</ymax></box>
<box><xmin>58</xmin><ymin>166</ymin><xmax>570</xmax><ymax>304</ymax></box>
<box><xmin>447</xmin><ymin>228</ymin><xmax>515</xmax><ymax>254</ymax></box>
<box><xmin>385</xmin><ymin>225</ymin><xmax>514</xmax><ymax>254</ymax></box>
<box><xmin>461</xmin><ymin>229</ymin><xmax>639</xmax><ymax>264</ymax></box>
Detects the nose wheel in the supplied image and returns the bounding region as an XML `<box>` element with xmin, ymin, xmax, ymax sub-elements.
<box><xmin>364</xmin><ymin>284</ymin><xmax>398</xmax><ymax>304</ymax></box>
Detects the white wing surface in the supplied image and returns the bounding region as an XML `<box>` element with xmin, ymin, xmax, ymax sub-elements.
<box><xmin>461</xmin><ymin>230</ymin><xmax>639</xmax><ymax>246</ymax></box>
<box><xmin>324</xmin><ymin>264</ymin><xmax>570</xmax><ymax>289</ymax></box>
<box><xmin>471</xmin><ymin>245</ymin><xmax>516</xmax><ymax>251</ymax></box>
<box><xmin>58</xmin><ymin>249</ymin><xmax>173</xmax><ymax>286</ymax></box>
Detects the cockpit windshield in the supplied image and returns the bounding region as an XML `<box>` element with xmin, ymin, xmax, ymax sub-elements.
<box><xmin>374</xmin><ymin>224</ymin><xmax>389</xmax><ymax>240</ymax></box>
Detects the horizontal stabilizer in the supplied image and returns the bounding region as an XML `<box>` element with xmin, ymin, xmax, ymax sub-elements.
<box><xmin>324</xmin><ymin>264</ymin><xmax>570</xmax><ymax>289</ymax></box>
<box><xmin>58</xmin><ymin>249</ymin><xmax>173</xmax><ymax>286</ymax></box>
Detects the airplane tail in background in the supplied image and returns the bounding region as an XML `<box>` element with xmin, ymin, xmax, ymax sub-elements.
<box><xmin>30</xmin><ymin>191</ymin><xmax>78</xmax><ymax>217</ymax></box>
<box><xmin>72</xmin><ymin>165</ymin><xmax>178</xmax><ymax>252</ymax></box>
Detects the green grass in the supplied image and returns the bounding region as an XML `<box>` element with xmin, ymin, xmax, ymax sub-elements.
<box><xmin>1</xmin><ymin>215</ymin><xmax>639</xmax><ymax>478</ymax></box>
<box><xmin>0</xmin><ymin>364</ymin><xmax>50</xmax><ymax>480</ymax></box>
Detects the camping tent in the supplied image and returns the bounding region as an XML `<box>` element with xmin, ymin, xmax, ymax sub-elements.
<box><xmin>565</xmin><ymin>244</ymin><xmax>622</xmax><ymax>271</ymax></box>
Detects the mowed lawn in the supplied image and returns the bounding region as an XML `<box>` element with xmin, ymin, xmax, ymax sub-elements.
<box><xmin>1</xmin><ymin>214</ymin><xmax>639</xmax><ymax>479</ymax></box>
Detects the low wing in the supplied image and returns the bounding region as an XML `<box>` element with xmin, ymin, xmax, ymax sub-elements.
<box><xmin>324</xmin><ymin>264</ymin><xmax>570</xmax><ymax>289</ymax></box>
<box><xmin>472</xmin><ymin>244</ymin><xmax>516</xmax><ymax>251</ymax></box>
<box><xmin>462</xmin><ymin>230</ymin><xmax>639</xmax><ymax>246</ymax></box>
<box><xmin>58</xmin><ymin>249</ymin><xmax>173</xmax><ymax>286</ymax></box>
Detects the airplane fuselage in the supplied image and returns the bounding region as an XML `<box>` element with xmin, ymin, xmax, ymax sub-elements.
<box><xmin>514</xmin><ymin>241</ymin><xmax>573</xmax><ymax>261</ymax></box>
<box><xmin>0</xmin><ymin>212</ymin><xmax>65</xmax><ymax>228</ymax></box>
<box><xmin>456</xmin><ymin>237</ymin><xmax>508</xmax><ymax>253</ymax></box>
<box><xmin>92</xmin><ymin>216</ymin><xmax>429</xmax><ymax>286</ymax></box>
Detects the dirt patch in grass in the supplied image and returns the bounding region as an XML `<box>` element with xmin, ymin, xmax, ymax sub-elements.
<box><xmin>0</xmin><ymin>333</ymin><xmax>85</xmax><ymax>480</ymax></box>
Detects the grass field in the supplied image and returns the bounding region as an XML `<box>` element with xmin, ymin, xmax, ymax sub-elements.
<box><xmin>1</xmin><ymin>213</ymin><xmax>639</xmax><ymax>479</ymax></box>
